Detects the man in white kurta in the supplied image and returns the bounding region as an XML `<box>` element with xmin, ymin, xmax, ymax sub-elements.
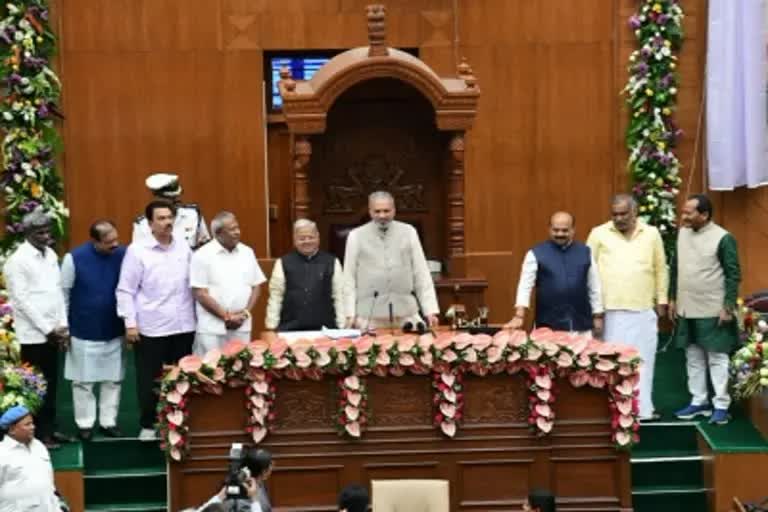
<box><xmin>3</xmin><ymin>209</ymin><xmax>70</xmax><ymax>448</ymax></box>
<box><xmin>61</xmin><ymin>221</ymin><xmax>126</xmax><ymax>440</ymax></box>
<box><xmin>344</xmin><ymin>191</ymin><xmax>439</xmax><ymax>330</ymax></box>
<box><xmin>0</xmin><ymin>406</ymin><xmax>61</xmax><ymax>511</ymax></box>
<box><xmin>191</xmin><ymin>212</ymin><xmax>266</xmax><ymax>355</ymax></box>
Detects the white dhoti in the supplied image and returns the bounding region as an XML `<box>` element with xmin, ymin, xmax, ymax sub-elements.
<box><xmin>194</xmin><ymin>330</ymin><xmax>252</xmax><ymax>356</ymax></box>
<box><xmin>64</xmin><ymin>336</ymin><xmax>124</xmax><ymax>429</ymax></box>
<box><xmin>604</xmin><ymin>309</ymin><xmax>658</xmax><ymax>419</ymax></box>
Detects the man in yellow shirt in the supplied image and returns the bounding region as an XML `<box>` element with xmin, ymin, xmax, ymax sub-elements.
<box><xmin>587</xmin><ymin>194</ymin><xmax>669</xmax><ymax>421</ymax></box>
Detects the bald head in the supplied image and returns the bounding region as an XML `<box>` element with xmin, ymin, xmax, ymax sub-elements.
<box><xmin>549</xmin><ymin>211</ymin><xmax>575</xmax><ymax>247</ymax></box>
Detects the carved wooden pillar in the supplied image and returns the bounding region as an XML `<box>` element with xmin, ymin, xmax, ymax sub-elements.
<box><xmin>366</xmin><ymin>4</ymin><xmax>389</xmax><ymax>57</ymax></box>
<box><xmin>447</xmin><ymin>132</ymin><xmax>465</xmax><ymax>257</ymax></box>
<box><xmin>292</xmin><ymin>136</ymin><xmax>312</xmax><ymax>221</ymax></box>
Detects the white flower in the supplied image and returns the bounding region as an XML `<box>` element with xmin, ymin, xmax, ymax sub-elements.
<box><xmin>11</xmin><ymin>101</ymin><xmax>21</xmax><ymax>111</ymax></box>
<box><xmin>14</xmin><ymin>31</ymin><xmax>23</xmax><ymax>41</ymax></box>
<box><xmin>2</xmin><ymin>112</ymin><xmax>12</xmax><ymax>121</ymax></box>
<box><xmin>6</xmin><ymin>4</ymin><xmax>20</xmax><ymax>15</ymax></box>
<box><xmin>18</xmin><ymin>19</ymin><xmax>30</xmax><ymax>30</ymax></box>
<box><xmin>661</xmin><ymin>47</ymin><xmax>671</xmax><ymax>57</ymax></box>
<box><xmin>756</xmin><ymin>333</ymin><xmax>764</xmax><ymax>342</ymax></box>
<box><xmin>669</xmin><ymin>87</ymin><xmax>678</xmax><ymax>95</ymax></box>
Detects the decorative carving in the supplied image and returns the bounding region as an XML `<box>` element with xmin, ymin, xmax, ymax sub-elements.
<box><xmin>366</xmin><ymin>4</ymin><xmax>389</xmax><ymax>57</ymax></box>
<box><xmin>463</xmin><ymin>375</ymin><xmax>529</xmax><ymax>424</ymax></box>
<box><xmin>293</xmin><ymin>136</ymin><xmax>312</xmax><ymax>221</ymax></box>
<box><xmin>225</xmin><ymin>15</ymin><xmax>260</xmax><ymax>50</ymax></box>
<box><xmin>457</xmin><ymin>57</ymin><xmax>478</xmax><ymax>90</ymax></box>
<box><xmin>324</xmin><ymin>155</ymin><xmax>426</xmax><ymax>213</ymax></box>
<box><xmin>366</xmin><ymin>376</ymin><xmax>432</xmax><ymax>427</ymax></box>
<box><xmin>447</xmin><ymin>132</ymin><xmax>465</xmax><ymax>256</ymax></box>
<box><xmin>273</xmin><ymin>380</ymin><xmax>333</xmax><ymax>429</ymax></box>
<box><xmin>279</xmin><ymin>66</ymin><xmax>296</xmax><ymax>94</ymax></box>
<box><xmin>420</xmin><ymin>10</ymin><xmax>452</xmax><ymax>47</ymax></box>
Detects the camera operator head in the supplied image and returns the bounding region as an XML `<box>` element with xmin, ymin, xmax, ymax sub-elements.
<box><xmin>243</xmin><ymin>448</ymin><xmax>274</xmax><ymax>482</ymax></box>
<box><xmin>338</xmin><ymin>483</ymin><xmax>369</xmax><ymax>512</ymax></box>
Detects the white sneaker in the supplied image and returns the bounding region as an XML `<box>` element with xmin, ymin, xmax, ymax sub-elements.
<box><xmin>138</xmin><ymin>428</ymin><xmax>157</xmax><ymax>442</ymax></box>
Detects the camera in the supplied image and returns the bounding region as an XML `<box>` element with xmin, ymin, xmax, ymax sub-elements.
<box><xmin>222</xmin><ymin>443</ymin><xmax>253</xmax><ymax>512</ymax></box>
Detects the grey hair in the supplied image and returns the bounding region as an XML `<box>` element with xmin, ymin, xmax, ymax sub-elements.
<box><xmin>368</xmin><ymin>190</ymin><xmax>395</xmax><ymax>205</ymax></box>
<box><xmin>210</xmin><ymin>211</ymin><xmax>236</xmax><ymax>235</ymax></box>
<box><xmin>293</xmin><ymin>219</ymin><xmax>318</xmax><ymax>233</ymax></box>
<box><xmin>21</xmin><ymin>208</ymin><xmax>51</xmax><ymax>233</ymax></box>
<box><xmin>612</xmin><ymin>193</ymin><xmax>637</xmax><ymax>210</ymax></box>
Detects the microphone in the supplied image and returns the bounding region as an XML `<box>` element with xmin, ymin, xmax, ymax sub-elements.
<box><xmin>388</xmin><ymin>303</ymin><xmax>395</xmax><ymax>333</ymax></box>
<box><xmin>411</xmin><ymin>290</ymin><xmax>435</xmax><ymax>336</ymax></box>
<box><xmin>363</xmin><ymin>291</ymin><xmax>379</xmax><ymax>336</ymax></box>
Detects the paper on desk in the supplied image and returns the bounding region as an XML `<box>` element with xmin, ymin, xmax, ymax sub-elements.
<box><xmin>275</xmin><ymin>328</ymin><xmax>361</xmax><ymax>343</ymax></box>
<box><xmin>321</xmin><ymin>326</ymin><xmax>362</xmax><ymax>339</ymax></box>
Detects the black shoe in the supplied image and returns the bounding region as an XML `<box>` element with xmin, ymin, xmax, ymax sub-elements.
<box><xmin>51</xmin><ymin>431</ymin><xmax>75</xmax><ymax>443</ymax></box>
<box><xmin>78</xmin><ymin>429</ymin><xmax>93</xmax><ymax>441</ymax></box>
<box><xmin>99</xmin><ymin>426</ymin><xmax>123</xmax><ymax>438</ymax></box>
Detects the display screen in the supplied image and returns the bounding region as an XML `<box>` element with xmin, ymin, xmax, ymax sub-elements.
<box><xmin>269</xmin><ymin>56</ymin><xmax>329</xmax><ymax>109</ymax></box>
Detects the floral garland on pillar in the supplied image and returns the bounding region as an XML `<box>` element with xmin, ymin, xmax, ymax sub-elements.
<box><xmin>0</xmin><ymin>1</ymin><xmax>67</xmax><ymax>362</ymax></box>
<box><xmin>625</xmin><ymin>1</ymin><xmax>684</xmax><ymax>255</ymax></box>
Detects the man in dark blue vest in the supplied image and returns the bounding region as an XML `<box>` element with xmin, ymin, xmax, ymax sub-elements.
<box><xmin>62</xmin><ymin>220</ymin><xmax>126</xmax><ymax>440</ymax></box>
<box><xmin>265</xmin><ymin>219</ymin><xmax>345</xmax><ymax>331</ymax></box>
<box><xmin>506</xmin><ymin>212</ymin><xmax>604</xmax><ymax>336</ymax></box>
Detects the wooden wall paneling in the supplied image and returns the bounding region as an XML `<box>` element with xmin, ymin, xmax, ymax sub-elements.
<box><xmin>54</xmin><ymin>470</ymin><xmax>84</xmax><ymax>512</ymax></box>
<box><xmin>266</xmin><ymin>126</ymin><xmax>294</xmax><ymax>258</ymax></box>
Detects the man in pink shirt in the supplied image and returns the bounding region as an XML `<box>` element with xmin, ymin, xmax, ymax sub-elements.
<box><xmin>116</xmin><ymin>200</ymin><xmax>196</xmax><ymax>441</ymax></box>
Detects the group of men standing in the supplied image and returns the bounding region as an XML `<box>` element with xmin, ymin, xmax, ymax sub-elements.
<box><xmin>1</xmin><ymin>173</ymin><xmax>743</xmax><ymax>451</ymax></box>
<box><xmin>3</xmin><ymin>176</ymin><xmax>442</xmax><ymax>445</ymax></box>
<box><xmin>512</xmin><ymin>193</ymin><xmax>741</xmax><ymax>424</ymax></box>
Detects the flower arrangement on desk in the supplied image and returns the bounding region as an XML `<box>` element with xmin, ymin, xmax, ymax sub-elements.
<box><xmin>730</xmin><ymin>299</ymin><xmax>768</xmax><ymax>401</ymax></box>
<box><xmin>336</xmin><ymin>375</ymin><xmax>368</xmax><ymax>438</ymax></box>
<box><xmin>156</xmin><ymin>330</ymin><xmax>642</xmax><ymax>462</ymax></box>
<box><xmin>0</xmin><ymin>361</ymin><xmax>46</xmax><ymax>413</ymax></box>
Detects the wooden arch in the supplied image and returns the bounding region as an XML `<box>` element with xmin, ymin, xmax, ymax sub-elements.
<box><xmin>278</xmin><ymin>3</ymin><xmax>480</xmax><ymax>258</ymax></box>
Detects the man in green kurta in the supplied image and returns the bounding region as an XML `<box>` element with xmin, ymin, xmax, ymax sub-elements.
<box><xmin>670</xmin><ymin>194</ymin><xmax>741</xmax><ymax>425</ymax></box>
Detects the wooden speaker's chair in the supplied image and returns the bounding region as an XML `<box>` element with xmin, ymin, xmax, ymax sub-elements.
<box><xmin>371</xmin><ymin>479</ymin><xmax>449</xmax><ymax>512</ymax></box>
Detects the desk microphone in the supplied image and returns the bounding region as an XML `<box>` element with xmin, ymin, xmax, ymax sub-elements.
<box><xmin>410</xmin><ymin>290</ymin><xmax>434</xmax><ymax>336</ymax></box>
<box><xmin>388</xmin><ymin>303</ymin><xmax>395</xmax><ymax>333</ymax></box>
<box><xmin>363</xmin><ymin>291</ymin><xmax>379</xmax><ymax>336</ymax></box>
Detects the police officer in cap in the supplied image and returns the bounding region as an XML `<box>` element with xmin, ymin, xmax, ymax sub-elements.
<box><xmin>132</xmin><ymin>173</ymin><xmax>210</xmax><ymax>249</ymax></box>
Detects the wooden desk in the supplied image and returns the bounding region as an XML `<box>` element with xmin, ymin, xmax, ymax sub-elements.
<box><xmin>167</xmin><ymin>331</ymin><xmax>632</xmax><ymax>511</ymax></box>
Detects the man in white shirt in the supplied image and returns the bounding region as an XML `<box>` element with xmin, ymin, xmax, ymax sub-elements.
<box><xmin>344</xmin><ymin>191</ymin><xmax>439</xmax><ymax>330</ymax></box>
<box><xmin>4</xmin><ymin>209</ymin><xmax>72</xmax><ymax>449</ymax></box>
<box><xmin>506</xmin><ymin>211</ymin><xmax>604</xmax><ymax>336</ymax></box>
<box><xmin>191</xmin><ymin>211</ymin><xmax>266</xmax><ymax>355</ymax></box>
<box><xmin>0</xmin><ymin>405</ymin><xmax>61</xmax><ymax>511</ymax></box>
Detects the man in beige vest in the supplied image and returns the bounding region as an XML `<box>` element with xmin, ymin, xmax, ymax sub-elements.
<box><xmin>343</xmin><ymin>191</ymin><xmax>439</xmax><ymax>331</ymax></box>
<box><xmin>671</xmin><ymin>194</ymin><xmax>741</xmax><ymax>425</ymax></box>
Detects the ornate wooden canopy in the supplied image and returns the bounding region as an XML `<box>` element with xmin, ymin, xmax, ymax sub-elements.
<box><xmin>278</xmin><ymin>4</ymin><xmax>480</xmax><ymax>134</ymax></box>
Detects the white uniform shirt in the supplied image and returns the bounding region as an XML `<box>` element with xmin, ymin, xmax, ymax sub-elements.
<box><xmin>190</xmin><ymin>240</ymin><xmax>266</xmax><ymax>335</ymax></box>
<box><xmin>132</xmin><ymin>204</ymin><xmax>209</xmax><ymax>249</ymax></box>
<box><xmin>3</xmin><ymin>241</ymin><xmax>67</xmax><ymax>345</ymax></box>
<box><xmin>0</xmin><ymin>436</ymin><xmax>60</xmax><ymax>512</ymax></box>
